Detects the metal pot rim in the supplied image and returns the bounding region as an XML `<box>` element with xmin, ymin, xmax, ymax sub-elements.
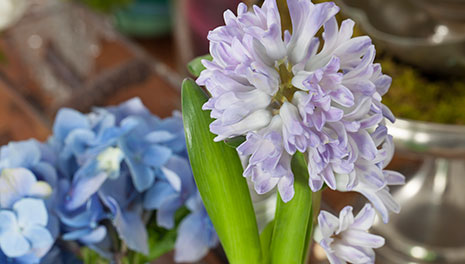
<box><xmin>388</xmin><ymin>118</ymin><xmax>465</xmax><ymax>158</ymax></box>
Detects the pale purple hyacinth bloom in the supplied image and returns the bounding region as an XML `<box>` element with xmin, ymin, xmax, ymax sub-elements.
<box><xmin>336</xmin><ymin>125</ymin><xmax>405</xmax><ymax>223</ymax></box>
<box><xmin>198</xmin><ymin>0</ymin><xmax>399</xmax><ymax>202</ymax></box>
<box><xmin>315</xmin><ymin>204</ymin><xmax>384</xmax><ymax>264</ymax></box>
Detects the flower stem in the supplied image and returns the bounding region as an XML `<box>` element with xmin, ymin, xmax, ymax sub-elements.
<box><xmin>270</xmin><ymin>152</ymin><xmax>314</xmax><ymax>264</ymax></box>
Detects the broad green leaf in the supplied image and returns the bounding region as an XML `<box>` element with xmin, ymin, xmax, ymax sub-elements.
<box><xmin>260</xmin><ymin>220</ymin><xmax>274</xmax><ymax>264</ymax></box>
<box><xmin>187</xmin><ymin>54</ymin><xmax>212</xmax><ymax>77</ymax></box>
<box><xmin>182</xmin><ymin>79</ymin><xmax>262</xmax><ymax>264</ymax></box>
<box><xmin>270</xmin><ymin>152</ymin><xmax>314</xmax><ymax>264</ymax></box>
<box><xmin>224</xmin><ymin>136</ymin><xmax>246</xmax><ymax>148</ymax></box>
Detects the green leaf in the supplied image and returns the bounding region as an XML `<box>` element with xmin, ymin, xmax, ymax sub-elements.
<box><xmin>182</xmin><ymin>78</ymin><xmax>262</xmax><ymax>264</ymax></box>
<box><xmin>224</xmin><ymin>136</ymin><xmax>246</xmax><ymax>148</ymax></box>
<box><xmin>187</xmin><ymin>54</ymin><xmax>212</xmax><ymax>77</ymax></box>
<box><xmin>81</xmin><ymin>247</ymin><xmax>110</xmax><ymax>264</ymax></box>
<box><xmin>260</xmin><ymin>220</ymin><xmax>274</xmax><ymax>264</ymax></box>
<box><xmin>270</xmin><ymin>152</ymin><xmax>314</xmax><ymax>264</ymax></box>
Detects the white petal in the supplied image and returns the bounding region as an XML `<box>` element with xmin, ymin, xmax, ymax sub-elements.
<box><xmin>333</xmin><ymin>243</ymin><xmax>372</xmax><ymax>263</ymax></box>
<box><xmin>318</xmin><ymin>210</ymin><xmax>340</xmax><ymax>238</ymax></box>
<box><xmin>336</xmin><ymin>206</ymin><xmax>354</xmax><ymax>234</ymax></box>
<box><xmin>342</xmin><ymin>229</ymin><xmax>385</xmax><ymax>248</ymax></box>
<box><xmin>211</xmin><ymin>109</ymin><xmax>272</xmax><ymax>141</ymax></box>
<box><xmin>352</xmin><ymin>203</ymin><xmax>376</xmax><ymax>230</ymax></box>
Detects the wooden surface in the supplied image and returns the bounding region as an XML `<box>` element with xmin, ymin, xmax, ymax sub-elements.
<box><xmin>0</xmin><ymin>33</ymin><xmax>181</xmax><ymax>141</ymax></box>
<box><xmin>0</xmin><ymin>76</ymin><xmax>50</xmax><ymax>144</ymax></box>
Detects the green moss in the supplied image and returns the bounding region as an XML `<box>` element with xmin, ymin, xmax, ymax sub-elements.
<box><xmin>380</xmin><ymin>56</ymin><xmax>465</xmax><ymax>125</ymax></box>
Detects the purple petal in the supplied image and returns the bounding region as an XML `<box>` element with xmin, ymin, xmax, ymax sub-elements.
<box><xmin>350</xmin><ymin>130</ymin><xmax>377</xmax><ymax>161</ymax></box>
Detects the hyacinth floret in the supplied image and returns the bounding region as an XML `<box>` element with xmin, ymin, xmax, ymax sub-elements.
<box><xmin>315</xmin><ymin>204</ymin><xmax>385</xmax><ymax>264</ymax></box>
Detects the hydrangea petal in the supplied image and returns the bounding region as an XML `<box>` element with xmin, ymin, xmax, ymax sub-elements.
<box><xmin>13</xmin><ymin>198</ymin><xmax>48</xmax><ymax>228</ymax></box>
<box><xmin>0</xmin><ymin>230</ymin><xmax>30</xmax><ymax>258</ymax></box>
<box><xmin>143</xmin><ymin>181</ymin><xmax>176</xmax><ymax>210</ymax></box>
<box><xmin>0</xmin><ymin>211</ymin><xmax>18</xmax><ymax>236</ymax></box>
<box><xmin>174</xmin><ymin>212</ymin><xmax>211</xmax><ymax>263</ymax></box>
<box><xmin>142</xmin><ymin>145</ymin><xmax>172</xmax><ymax>168</ymax></box>
<box><xmin>102</xmin><ymin>197</ymin><xmax>148</xmax><ymax>255</ymax></box>
<box><xmin>0</xmin><ymin>140</ymin><xmax>41</xmax><ymax>168</ymax></box>
<box><xmin>53</xmin><ymin>108</ymin><xmax>90</xmax><ymax>143</ymax></box>
<box><xmin>0</xmin><ymin>168</ymin><xmax>38</xmax><ymax>208</ymax></box>
<box><xmin>157</xmin><ymin>195</ymin><xmax>183</xmax><ymax>229</ymax></box>
<box><xmin>22</xmin><ymin>225</ymin><xmax>54</xmax><ymax>258</ymax></box>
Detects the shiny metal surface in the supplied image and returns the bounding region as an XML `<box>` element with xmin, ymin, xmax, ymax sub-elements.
<box><xmin>411</xmin><ymin>0</ymin><xmax>465</xmax><ymax>23</ymax></box>
<box><xmin>388</xmin><ymin>118</ymin><xmax>465</xmax><ymax>158</ymax></box>
<box><xmin>335</xmin><ymin>0</ymin><xmax>465</xmax><ymax>76</ymax></box>
<box><xmin>374</xmin><ymin>118</ymin><xmax>465</xmax><ymax>263</ymax></box>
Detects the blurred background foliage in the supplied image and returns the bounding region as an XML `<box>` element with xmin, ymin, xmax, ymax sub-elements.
<box><xmin>75</xmin><ymin>0</ymin><xmax>133</xmax><ymax>13</ymax></box>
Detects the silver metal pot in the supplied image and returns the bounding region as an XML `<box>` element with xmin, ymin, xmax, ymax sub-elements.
<box><xmin>335</xmin><ymin>0</ymin><xmax>465</xmax><ymax>76</ymax></box>
<box><xmin>374</xmin><ymin>119</ymin><xmax>465</xmax><ymax>263</ymax></box>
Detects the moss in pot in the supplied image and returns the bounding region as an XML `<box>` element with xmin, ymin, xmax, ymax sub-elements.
<box><xmin>380</xmin><ymin>56</ymin><xmax>465</xmax><ymax>125</ymax></box>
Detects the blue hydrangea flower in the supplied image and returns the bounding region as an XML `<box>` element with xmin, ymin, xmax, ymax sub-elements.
<box><xmin>51</xmin><ymin>98</ymin><xmax>218</xmax><ymax>261</ymax></box>
<box><xmin>174</xmin><ymin>193</ymin><xmax>218</xmax><ymax>263</ymax></box>
<box><xmin>0</xmin><ymin>140</ymin><xmax>59</xmax><ymax>263</ymax></box>
<box><xmin>197</xmin><ymin>0</ymin><xmax>398</xmax><ymax>203</ymax></box>
<box><xmin>314</xmin><ymin>204</ymin><xmax>385</xmax><ymax>264</ymax></box>
<box><xmin>51</xmin><ymin>99</ymin><xmax>162</xmax><ymax>254</ymax></box>
<box><xmin>0</xmin><ymin>198</ymin><xmax>54</xmax><ymax>263</ymax></box>
<box><xmin>58</xmin><ymin>180</ymin><xmax>108</xmax><ymax>246</ymax></box>
<box><xmin>0</xmin><ymin>168</ymin><xmax>52</xmax><ymax>209</ymax></box>
<box><xmin>144</xmin><ymin>155</ymin><xmax>196</xmax><ymax>229</ymax></box>
<box><xmin>0</xmin><ymin>140</ymin><xmax>58</xmax><ymax>205</ymax></box>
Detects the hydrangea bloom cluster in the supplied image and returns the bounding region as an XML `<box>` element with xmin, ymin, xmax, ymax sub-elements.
<box><xmin>0</xmin><ymin>140</ymin><xmax>58</xmax><ymax>263</ymax></box>
<box><xmin>0</xmin><ymin>98</ymin><xmax>218</xmax><ymax>263</ymax></box>
<box><xmin>51</xmin><ymin>98</ymin><xmax>218</xmax><ymax>262</ymax></box>
<box><xmin>198</xmin><ymin>0</ymin><xmax>402</xmax><ymax>218</ymax></box>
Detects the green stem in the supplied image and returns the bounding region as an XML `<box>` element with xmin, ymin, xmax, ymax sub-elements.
<box><xmin>270</xmin><ymin>152</ymin><xmax>314</xmax><ymax>264</ymax></box>
<box><xmin>303</xmin><ymin>190</ymin><xmax>322</xmax><ymax>264</ymax></box>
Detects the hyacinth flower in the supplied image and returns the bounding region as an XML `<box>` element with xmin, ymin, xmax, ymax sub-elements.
<box><xmin>50</xmin><ymin>98</ymin><xmax>217</xmax><ymax>263</ymax></box>
<box><xmin>197</xmin><ymin>0</ymin><xmax>396</xmax><ymax>204</ymax></box>
<box><xmin>315</xmin><ymin>204</ymin><xmax>385</xmax><ymax>264</ymax></box>
<box><xmin>0</xmin><ymin>140</ymin><xmax>59</xmax><ymax>263</ymax></box>
<box><xmin>182</xmin><ymin>0</ymin><xmax>403</xmax><ymax>263</ymax></box>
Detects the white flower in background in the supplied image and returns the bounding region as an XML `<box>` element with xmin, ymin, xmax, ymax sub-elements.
<box><xmin>0</xmin><ymin>0</ymin><xmax>29</xmax><ymax>31</ymax></box>
<box><xmin>315</xmin><ymin>204</ymin><xmax>385</xmax><ymax>264</ymax></box>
